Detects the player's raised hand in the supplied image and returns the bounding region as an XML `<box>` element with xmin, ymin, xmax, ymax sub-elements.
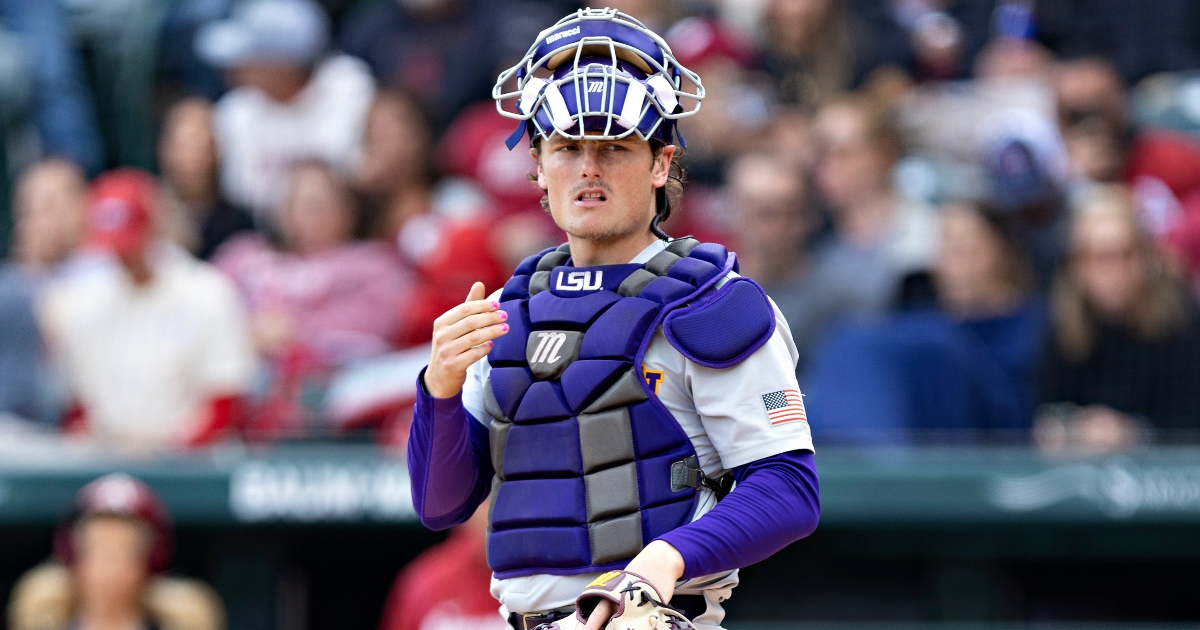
<box><xmin>423</xmin><ymin>282</ymin><xmax>509</xmax><ymax>398</ymax></box>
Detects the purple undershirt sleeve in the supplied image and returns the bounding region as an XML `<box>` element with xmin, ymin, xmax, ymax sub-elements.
<box><xmin>657</xmin><ymin>450</ymin><xmax>820</xmax><ymax>580</ymax></box>
<box><xmin>407</xmin><ymin>368</ymin><xmax>494</xmax><ymax>531</ymax></box>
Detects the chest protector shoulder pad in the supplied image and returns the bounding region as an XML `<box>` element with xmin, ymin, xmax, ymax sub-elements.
<box><xmin>483</xmin><ymin>238</ymin><xmax>746</xmax><ymax>579</ymax></box>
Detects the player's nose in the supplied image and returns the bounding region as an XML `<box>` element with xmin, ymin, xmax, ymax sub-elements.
<box><xmin>578</xmin><ymin>144</ymin><xmax>603</xmax><ymax>179</ymax></box>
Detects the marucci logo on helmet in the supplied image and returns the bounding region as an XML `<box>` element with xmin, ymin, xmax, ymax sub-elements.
<box><xmin>545</xmin><ymin>26</ymin><xmax>580</xmax><ymax>45</ymax></box>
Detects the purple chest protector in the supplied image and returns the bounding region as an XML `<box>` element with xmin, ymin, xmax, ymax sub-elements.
<box><xmin>482</xmin><ymin>238</ymin><xmax>736</xmax><ymax>578</ymax></box>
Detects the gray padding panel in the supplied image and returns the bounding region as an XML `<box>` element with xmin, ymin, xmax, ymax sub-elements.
<box><xmin>578</xmin><ymin>408</ymin><xmax>635</xmax><ymax>473</ymax></box>
<box><xmin>529</xmin><ymin>271</ymin><xmax>551</xmax><ymax>295</ymax></box>
<box><xmin>585</xmin><ymin>462</ymin><xmax>640</xmax><ymax>521</ymax></box>
<box><xmin>537</xmin><ymin>250</ymin><xmax>571</xmax><ymax>271</ymax></box>
<box><xmin>484</xmin><ymin>384</ymin><xmax>507</xmax><ymax>421</ymax></box>
<box><xmin>665</xmin><ymin>238</ymin><xmax>700</xmax><ymax>257</ymax></box>
<box><xmin>525</xmin><ymin>330</ymin><xmax>583</xmax><ymax>380</ymax></box>
<box><xmin>489</xmin><ymin>420</ymin><xmax>511</xmax><ymax>479</ymax></box>
<box><xmin>617</xmin><ymin>269</ymin><xmax>658</xmax><ymax>297</ymax></box>
<box><xmin>589</xmin><ymin>513</ymin><xmax>644</xmax><ymax>565</ymax></box>
<box><xmin>487</xmin><ymin>475</ymin><xmax>502</xmax><ymax>530</ymax></box>
<box><xmin>644</xmin><ymin>251</ymin><xmax>681</xmax><ymax>276</ymax></box>
<box><xmin>583</xmin><ymin>369</ymin><xmax>648</xmax><ymax>413</ymax></box>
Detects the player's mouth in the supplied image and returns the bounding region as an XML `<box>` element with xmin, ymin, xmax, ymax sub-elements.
<box><xmin>574</xmin><ymin>188</ymin><xmax>608</xmax><ymax>207</ymax></box>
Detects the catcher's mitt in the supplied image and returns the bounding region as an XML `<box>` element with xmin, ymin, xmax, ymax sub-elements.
<box><xmin>540</xmin><ymin>571</ymin><xmax>695</xmax><ymax>630</ymax></box>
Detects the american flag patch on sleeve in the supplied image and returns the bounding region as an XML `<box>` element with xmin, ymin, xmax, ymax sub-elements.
<box><xmin>761</xmin><ymin>389</ymin><xmax>807</xmax><ymax>425</ymax></box>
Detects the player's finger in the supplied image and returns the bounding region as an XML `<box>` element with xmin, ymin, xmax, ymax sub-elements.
<box><xmin>583</xmin><ymin>600</ymin><xmax>615</xmax><ymax>630</ymax></box>
<box><xmin>435</xmin><ymin>296</ymin><xmax>499</xmax><ymax>329</ymax></box>
<box><xmin>446</xmin><ymin>338</ymin><xmax>495</xmax><ymax>370</ymax></box>
<box><xmin>437</xmin><ymin>310</ymin><xmax>508</xmax><ymax>344</ymax></box>
<box><xmin>439</xmin><ymin>323</ymin><xmax>508</xmax><ymax>359</ymax></box>
<box><xmin>465</xmin><ymin>281</ymin><xmax>486</xmax><ymax>303</ymax></box>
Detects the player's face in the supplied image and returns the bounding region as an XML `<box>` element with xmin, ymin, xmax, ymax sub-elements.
<box><xmin>534</xmin><ymin>135</ymin><xmax>674</xmax><ymax>244</ymax></box>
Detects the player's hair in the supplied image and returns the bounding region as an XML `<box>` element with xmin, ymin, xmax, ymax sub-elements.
<box><xmin>528</xmin><ymin>138</ymin><xmax>685</xmax><ymax>235</ymax></box>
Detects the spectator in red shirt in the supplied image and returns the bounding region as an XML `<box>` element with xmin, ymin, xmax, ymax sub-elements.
<box><xmin>215</xmin><ymin>160</ymin><xmax>413</xmax><ymax>369</ymax></box>
<box><xmin>377</xmin><ymin>506</ymin><xmax>504</xmax><ymax>630</ymax></box>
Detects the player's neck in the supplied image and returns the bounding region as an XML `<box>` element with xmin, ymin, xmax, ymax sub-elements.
<box><xmin>567</xmin><ymin>230</ymin><xmax>659</xmax><ymax>267</ymax></box>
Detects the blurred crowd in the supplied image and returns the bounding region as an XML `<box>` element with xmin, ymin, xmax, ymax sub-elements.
<box><xmin>2</xmin><ymin>0</ymin><xmax>1200</xmax><ymax>457</ymax></box>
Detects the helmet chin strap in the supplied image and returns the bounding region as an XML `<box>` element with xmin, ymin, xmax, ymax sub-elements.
<box><xmin>651</xmin><ymin>186</ymin><xmax>671</xmax><ymax>241</ymax></box>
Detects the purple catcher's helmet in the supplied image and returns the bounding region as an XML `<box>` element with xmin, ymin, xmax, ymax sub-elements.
<box><xmin>494</xmin><ymin>8</ymin><xmax>704</xmax><ymax>151</ymax></box>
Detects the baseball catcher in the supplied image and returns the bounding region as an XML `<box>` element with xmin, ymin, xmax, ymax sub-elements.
<box><xmin>408</xmin><ymin>8</ymin><xmax>820</xmax><ymax>630</ymax></box>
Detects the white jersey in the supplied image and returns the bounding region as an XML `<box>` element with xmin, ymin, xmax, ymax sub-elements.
<box><xmin>461</xmin><ymin>240</ymin><xmax>815</xmax><ymax>629</ymax></box>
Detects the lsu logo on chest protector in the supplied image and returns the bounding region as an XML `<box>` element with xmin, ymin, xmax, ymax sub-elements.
<box><xmin>556</xmin><ymin>270</ymin><xmax>603</xmax><ymax>291</ymax></box>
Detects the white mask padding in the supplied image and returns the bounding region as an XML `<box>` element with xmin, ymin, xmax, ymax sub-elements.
<box><xmin>617</xmin><ymin>79</ymin><xmax>648</xmax><ymax>131</ymax></box>
<box><xmin>646</xmin><ymin>75</ymin><xmax>678</xmax><ymax>113</ymax></box>
<box><xmin>543</xmin><ymin>83</ymin><xmax>575</xmax><ymax>131</ymax></box>
<box><xmin>519</xmin><ymin>77</ymin><xmax>548</xmax><ymax>115</ymax></box>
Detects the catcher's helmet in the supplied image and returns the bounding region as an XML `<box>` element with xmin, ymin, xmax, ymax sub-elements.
<box><xmin>54</xmin><ymin>473</ymin><xmax>174</xmax><ymax>573</ymax></box>
<box><xmin>493</xmin><ymin>7</ymin><xmax>704</xmax><ymax>150</ymax></box>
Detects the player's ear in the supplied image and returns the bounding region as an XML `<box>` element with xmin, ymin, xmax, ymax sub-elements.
<box><xmin>532</xmin><ymin>150</ymin><xmax>548</xmax><ymax>191</ymax></box>
<box><xmin>650</xmin><ymin>143</ymin><xmax>675</xmax><ymax>188</ymax></box>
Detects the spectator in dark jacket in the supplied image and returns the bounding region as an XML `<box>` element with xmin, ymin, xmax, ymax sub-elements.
<box><xmin>806</xmin><ymin>201</ymin><xmax>1044</xmax><ymax>444</ymax></box>
<box><xmin>1037</xmin><ymin>186</ymin><xmax>1200</xmax><ymax>451</ymax></box>
<box><xmin>158</xmin><ymin>97</ymin><xmax>254</xmax><ymax>261</ymax></box>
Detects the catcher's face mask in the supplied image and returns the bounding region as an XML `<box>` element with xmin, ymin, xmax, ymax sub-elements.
<box><xmin>493</xmin><ymin>8</ymin><xmax>704</xmax><ymax>151</ymax></box>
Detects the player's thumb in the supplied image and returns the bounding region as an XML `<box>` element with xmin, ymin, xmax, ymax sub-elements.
<box><xmin>465</xmin><ymin>281</ymin><xmax>486</xmax><ymax>303</ymax></box>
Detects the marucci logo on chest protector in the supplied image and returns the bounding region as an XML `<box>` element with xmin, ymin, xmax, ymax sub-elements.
<box><xmin>556</xmin><ymin>270</ymin><xmax>603</xmax><ymax>291</ymax></box>
<box><xmin>525</xmin><ymin>330</ymin><xmax>584</xmax><ymax>380</ymax></box>
<box><xmin>531</xmin><ymin>331</ymin><xmax>567</xmax><ymax>364</ymax></box>
<box><xmin>587</xmin><ymin>82</ymin><xmax>605</xmax><ymax>93</ymax></box>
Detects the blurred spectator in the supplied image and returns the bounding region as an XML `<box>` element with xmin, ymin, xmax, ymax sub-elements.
<box><xmin>882</xmin><ymin>0</ymin><xmax>963</xmax><ymax>81</ymax></box>
<box><xmin>759</xmin><ymin>0</ymin><xmax>855</xmax><ymax>110</ymax></box>
<box><xmin>806</xmin><ymin>201</ymin><xmax>1043</xmax><ymax>444</ymax></box>
<box><xmin>7</xmin><ymin>473</ymin><xmax>223</xmax><ymax>630</ymax></box>
<box><xmin>0</xmin><ymin>265</ymin><xmax>42</xmax><ymax>423</ymax></box>
<box><xmin>0</xmin><ymin>0</ymin><xmax>104</xmax><ymax>174</ymax></box>
<box><xmin>1054</xmin><ymin>57</ymin><xmax>1131</xmax><ymax>185</ymax></box>
<box><xmin>668</xmin><ymin>17</ymin><xmax>770</xmax><ymax>186</ymax></box>
<box><xmin>337</xmin><ymin>0</ymin><xmax>494</xmax><ymax>129</ymax></box>
<box><xmin>1037</xmin><ymin>187</ymin><xmax>1200</xmax><ymax>451</ymax></box>
<box><xmin>979</xmin><ymin>109</ymin><xmax>1070</xmax><ymax>286</ymax></box>
<box><xmin>757</xmin><ymin>0</ymin><xmax>910</xmax><ymax>111</ymax></box>
<box><xmin>197</xmin><ymin>0</ymin><xmax>375</xmax><ymax>223</ymax></box>
<box><xmin>158</xmin><ymin>98</ymin><xmax>254</xmax><ymax>260</ymax></box>
<box><xmin>0</xmin><ymin>159</ymin><xmax>94</xmax><ymax>425</ymax></box>
<box><xmin>434</xmin><ymin>100</ymin><xmax>557</xmax><ymax>270</ymax></box>
<box><xmin>436</xmin><ymin>101</ymin><xmax>543</xmax><ymax>219</ymax></box>
<box><xmin>811</xmin><ymin>93</ymin><xmax>936</xmax><ymax>313</ymax></box>
<box><xmin>158</xmin><ymin>0</ymin><xmax>235</xmax><ymax>100</ymax></box>
<box><xmin>42</xmin><ymin>169</ymin><xmax>255</xmax><ymax>450</ymax></box>
<box><xmin>1035</xmin><ymin>0</ymin><xmax>1200</xmax><ymax>85</ymax></box>
<box><xmin>354</xmin><ymin>90</ymin><xmax>435</xmax><ymax>240</ymax></box>
<box><xmin>377</xmin><ymin>506</ymin><xmax>502</xmax><ymax>630</ymax></box>
<box><xmin>727</xmin><ymin>152</ymin><xmax>825</xmax><ymax>373</ymax></box>
<box><xmin>10</xmin><ymin>159</ymin><xmax>91</xmax><ymax>282</ymax></box>
<box><xmin>215</xmin><ymin>161</ymin><xmax>411</xmax><ymax>368</ymax></box>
